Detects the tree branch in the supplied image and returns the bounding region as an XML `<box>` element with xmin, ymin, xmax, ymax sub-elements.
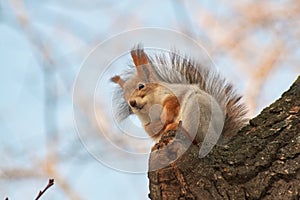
<box><xmin>35</xmin><ymin>179</ymin><xmax>54</xmax><ymax>200</ymax></box>
<box><xmin>148</xmin><ymin>76</ymin><xmax>300</xmax><ymax>199</ymax></box>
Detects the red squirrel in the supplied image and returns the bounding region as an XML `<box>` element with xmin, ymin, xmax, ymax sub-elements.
<box><xmin>111</xmin><ymin>45</ymin><xmax>247</xmax><ymax>155</ymax></box>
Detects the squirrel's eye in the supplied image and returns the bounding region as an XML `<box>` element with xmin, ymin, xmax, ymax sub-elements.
<box><xmin>138</xmin><ymin>83</ymin><xmax>145</xmax><ymax>90</ymax></box>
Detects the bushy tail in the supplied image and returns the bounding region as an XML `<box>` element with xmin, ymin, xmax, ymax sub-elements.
<box><xmin>148</xmin><ymin>50</ymin><xmax>248</xmax><ymax>142</ymax></box>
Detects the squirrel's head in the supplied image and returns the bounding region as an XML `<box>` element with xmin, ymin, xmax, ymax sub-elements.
<box><xmin>126</xmin><ymin>81</ymin><xmax>167</xmax><ymax>126</ymax></box>
<box><xmin>126</xmin><ymin>82</ymin><xmax>159</xmax><ymax>113</ymax></box>
<box><xmin>111</xmin><ymin>47</ymin><xmax>157</xmax><ymax>105</ymax></box>
<box><xmin>111</xmin><ymin>46</ymin><xmax>162</xmax><ymax>123</ymax></box>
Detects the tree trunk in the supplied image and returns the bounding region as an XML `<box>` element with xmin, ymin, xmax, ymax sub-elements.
<box><xmin>148</xmin><ymin>76</ymin><xmax>300</xmax><ymax>200</ymax></box>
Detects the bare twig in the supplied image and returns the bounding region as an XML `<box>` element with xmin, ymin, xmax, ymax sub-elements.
<box><xmin>35</xmin><ymin>179</ymin><xmax>54</xmax><ymax>200</ymax></box>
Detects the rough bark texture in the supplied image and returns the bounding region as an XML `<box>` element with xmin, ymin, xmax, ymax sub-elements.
<box><xmin>148</xmin><ymin>76</ymin><xmax>300</xmax><ymax>200</ymax></box>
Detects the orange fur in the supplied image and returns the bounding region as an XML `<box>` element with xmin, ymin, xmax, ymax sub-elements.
<box><xmin>161</xmin><ymin>96</ymin><xmax>180</xmax><ymax>125</ymax></box>
<box><xmin>111</xmin><ymin>75</ymin><xmax>125</xmax><ymax>88</ymax></box>
<box><xmin>143</xmin><ymin>95</ymin><xmax>180</xmax><ymax>140</ymax></box>
<box><xmin>165</xmin><ymin>122</ymin><xmax>180</xmax><ymax>132</ymax></box>
<box><xmin>131</xmin><ymin>49</ymin><xmax>149</xmax><ymax>66</ymax></box>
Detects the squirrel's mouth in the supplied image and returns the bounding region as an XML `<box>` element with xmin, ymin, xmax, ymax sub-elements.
<box><xmin>136</xmin><ymin>103</ymin><xmax>146</xmax><ymax>110</ymax></box>
<box><xmin>128</xmin><ymin>100</ymin><xmax>146</xmax><ymax>110</ymax></box>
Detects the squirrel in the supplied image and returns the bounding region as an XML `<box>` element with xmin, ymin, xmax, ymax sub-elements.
<box><xmin>111</xmin><ymin>44</ymin><xmax>247</xmax><ymax>155</ymax></box>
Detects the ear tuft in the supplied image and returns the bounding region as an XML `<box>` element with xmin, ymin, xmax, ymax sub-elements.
<box><xmin>131</xmin><ymin>46</ymin><xmax>149</xmax><ymax>67</ymax></box>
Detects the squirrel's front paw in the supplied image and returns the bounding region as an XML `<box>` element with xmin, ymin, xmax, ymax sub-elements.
<box><xmin>165</xmin><ymin>122</ymin><xmax>179</xmax><ymax>132</ymax></box>
<box><xmin>144</xmin><ymin>121</ymin><xmax>164</xmax><ymax>138</ymax></box>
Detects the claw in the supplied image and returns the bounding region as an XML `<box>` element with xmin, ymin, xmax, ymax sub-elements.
<box><xmin>176</xmin><ymin>120</ymin><xmax>183</xmax><ymax>135</ymax></box>
<box><xmin>176</xmin><ymin>120</ymin><xmax>198</xmax><ymax>146</ymax></box>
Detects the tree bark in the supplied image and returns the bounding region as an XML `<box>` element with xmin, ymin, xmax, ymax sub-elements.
<box><xmin>148</xmin><ymin>76</ymin><xmax>300</xmax><ymax>200</ymax></box>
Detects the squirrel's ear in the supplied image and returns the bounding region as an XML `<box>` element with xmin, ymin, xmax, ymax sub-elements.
<box><xmin>131</xmin><ymin>48</ymin><xmax>150</xmax><ymax>77</ymax></box>
<box><xmin>111</xmin><ymin>75</ymin><xmax>125</xmax><ymax>89</ymax></box>
<box><xmin>131</xmin><ymin>47</ymin><xmax>156</xmax><ymax>81</ymax></box>
<box><xmin>131</xmin><ymin>48</ymin><xmax>149</xmax><ymax>68</ymax></box>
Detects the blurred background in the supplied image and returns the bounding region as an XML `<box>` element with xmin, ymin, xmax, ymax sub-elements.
<box><xmin>0</xmin><ymin>0</ymin><xmax>299</xmax><ymax>199</ymax></box>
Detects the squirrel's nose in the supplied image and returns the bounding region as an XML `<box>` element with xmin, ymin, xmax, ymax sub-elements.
<box><xmin>129</xmin><ymin>100</ymin><xmax>136</xmax><ymax>107</ymax></box>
